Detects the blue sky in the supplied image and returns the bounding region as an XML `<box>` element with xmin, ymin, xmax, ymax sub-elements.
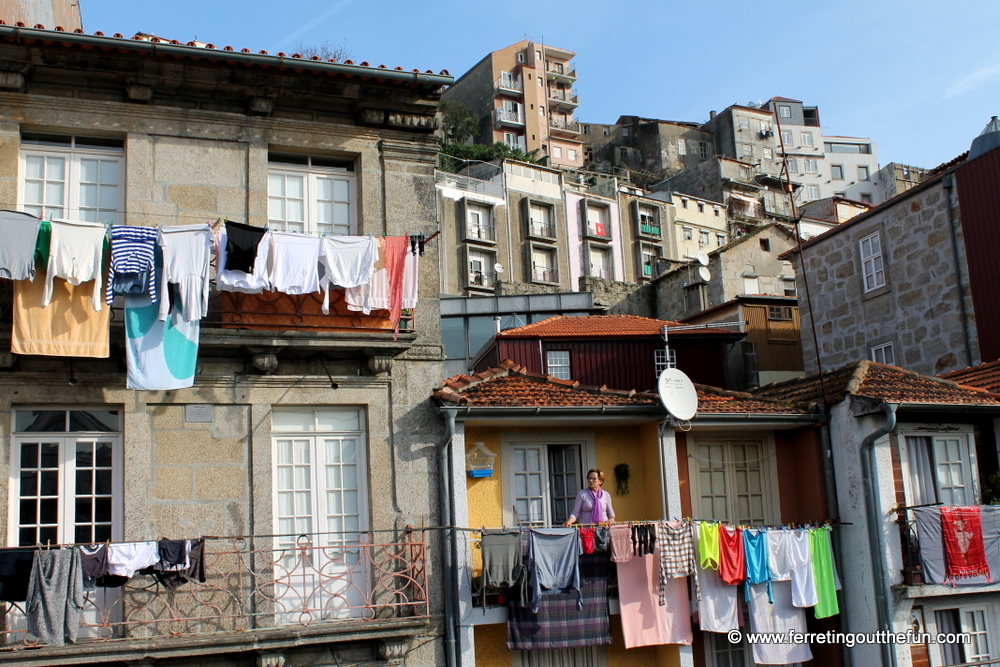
<box><xmin>83</xmin><ymin>0</ymin><xmax>1000</xmax><ymax>169</ymax></box>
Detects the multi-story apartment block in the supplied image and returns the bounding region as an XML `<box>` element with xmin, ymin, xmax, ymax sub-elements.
<box><xmin>702</xmin><ymin>104</ymin><xmax>782</xmax><ymax>178</ymax></box>
<box><xmin>442</xmin><ymin>40</ymin><xmax>584</xmax><ymax>169</ymax></box>
<box><xmin>650</xmin><ymin>190</ymin><xmax>730</xmax><ymax>260</ymax></box>
<box><xmin>582</xmin><ymin>116</ymin><xmax>714</xmax><ymax>180</ymax></box>
<box><xmin>874</xmin><ymin>161</ymin><xmax>931</xmax><ymax>202</ymax></box>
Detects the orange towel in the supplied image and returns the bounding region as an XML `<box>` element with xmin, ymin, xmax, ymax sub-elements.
<box><xmin>12</xmin><ymin>269</ymin><xmax>110</xmax><ymax>358</ymax></box>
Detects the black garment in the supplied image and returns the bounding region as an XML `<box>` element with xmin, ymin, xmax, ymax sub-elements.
<box><xmin>95</xmin><ymin>574</ymin><xmax>129</xmax><ymax>588</ymax></box>
<box><xmin>594</xmin><ymin>527</ymin><xmax>610</xmax><ymax>553</ymax></box>
<box><xmin>79</xmin><ymin>544</ymin><xmax>109</xmax><ymax>591</ymax></box>
<box><xmin>631</xmin><ymin>524</ymin><xmax>656</xmax><ymax>558</ymax></box>
<box><xmin>157</xmin><ymin>540</ymin><xmax>206</xmax><ymax>591</ymax></box>
<box><xmin>0</xmin><ymin>548</ymin><xmax>36</xmax><ymax>601</ymax></box>
<box><xmin>158</xmin><ymin>539</ymin><xmax>188</xmax><ymax>567</ymax></box>
<box><xmin>224</xmin><ymin>221</ymin><xmax>266</xmax><ymax>273</ymax></box>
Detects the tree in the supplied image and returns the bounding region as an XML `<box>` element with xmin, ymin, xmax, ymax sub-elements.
<box><xmin>440</xmin><ymin>102</ymin><xmax>481</xmax><ymax>145</ymax></box>
<box><xmin>292</xmin><ymin>40</ymin><xmax>350</xmax><ymax>61</ymax></box>
<box><xmin>438</xmin><ymin>142</ymin><xmax>541</xmax><ymax>173</ymax></box>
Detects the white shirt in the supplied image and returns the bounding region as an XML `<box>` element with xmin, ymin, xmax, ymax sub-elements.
<box><xmin>158</xmin><ymin>224</ymin><xmax>214</xmax><ymax>322</ymax></box>
<box><xmin>269</xmin><ymin>232</ymin><xmax>322</xmax><ymax>295</ymax></box>
<box><xmin>788</xmin><ymin>529</ymin><xmax>818</xmax><ymax>608</ymax></box>
<box><xmin>43</xmin><ymin>219</ymin><xmax>106</xmax><ymax>312</ymax></box>
<box><xmin>216</xmin><ymin>228</ymin><xmax>272</xmax><ymax>294</ymax></box>
<box><xmin>107</xmin><ymin>542</ymin><xmax>159</xmax><ymax>578</ymax></box>
<box><xmin>748</xmin><ymin>580</ymin><xmax>814</xmax><ymax>665</ymax></box>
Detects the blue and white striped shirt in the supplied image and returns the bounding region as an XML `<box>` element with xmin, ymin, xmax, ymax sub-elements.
<box><xmin>107</xmin><ymin>225</ymin><xmax>158</xmax><ymax>305</ymax></box>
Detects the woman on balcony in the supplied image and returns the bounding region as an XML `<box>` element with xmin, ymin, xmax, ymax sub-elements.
<box><xmin>563</xmin><ymin>469</ymin><xmax>616</xmax><ymax>527</ymax></box>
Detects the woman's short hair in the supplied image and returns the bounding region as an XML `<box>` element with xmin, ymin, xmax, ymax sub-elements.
<box><xmin>587</xmin><ymin>469</ymin><xmax>605</xmax><ymax>484</ymax></box>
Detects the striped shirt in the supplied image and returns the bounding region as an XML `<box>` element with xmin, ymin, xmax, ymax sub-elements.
<box><xmin>107</xmin><ymin>225</ymin><xmax>158</xmax><ymax>305</ymax></box>
<box><xmin>657</xmin><ymin>520</ymin><xmax>700</xmax><ymax>603</ymax></box>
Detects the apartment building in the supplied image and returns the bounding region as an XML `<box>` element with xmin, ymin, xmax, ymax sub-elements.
<box><xmin>582</xmin><ymin>116</ymin><xmax>714</xmax><ymax>180</ymax></box>
<box><xmin>442</xmin><ymin>40</ymin><xmax>584</xmax><ymax>169</ymax></box>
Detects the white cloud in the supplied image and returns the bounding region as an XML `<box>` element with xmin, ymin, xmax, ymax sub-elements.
<box><xmin>945</xmin><ymin>58</ymin><xmax>1000</xmax><ymax>99</ymax></box>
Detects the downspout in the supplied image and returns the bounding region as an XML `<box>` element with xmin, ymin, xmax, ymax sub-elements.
<box><xmin>440</xmin><ymin>411</ymin><xmax>458</xmax><ymax>667</ymax></box>
<box><xmin>860</xmin><ymin>403</ymin><xmax>898</xmax><ymax>667</ymax></box>
<box><xmin>820</xmin><ymin>422</ymin><xmax>853</xmax><ymax>667</ymax></box>
<box><xmin>942</xmin><ymin>173</ymin><xmax>974</xmax><ymax>368</ymax></box>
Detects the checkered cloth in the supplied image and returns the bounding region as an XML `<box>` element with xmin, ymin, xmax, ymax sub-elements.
<box><xmin>506</xmin><ymin>553</ymin><xmax>612</xmax><ymax>650</ymax></box>
<box><xmin>657</xmin><ymin>520</ymin><xmax>700</xmax><ymax>603</ymax></box>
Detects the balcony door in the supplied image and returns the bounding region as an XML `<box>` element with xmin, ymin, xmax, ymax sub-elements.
<box><xmin>271</xmin><ymin>408</ymin><xmax>369</xmax><ymax>624</ymax></box>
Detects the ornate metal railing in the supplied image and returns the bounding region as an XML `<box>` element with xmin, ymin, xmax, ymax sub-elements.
<box><xmin>0</xmin><ymin>532</ymin><xmax>428</xmax><ymax>648</ymax></box>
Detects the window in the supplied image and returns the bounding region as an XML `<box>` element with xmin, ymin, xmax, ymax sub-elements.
<box><xmin>677</xmin><ymin>138</ymin><xmax>687</xmax><ymax>155</ymax></box>
<box><xmin>743</xmin><ymin>276</ymin><xmax>759</xmax><ymax>294</ymax></box>
<box><xmin>683</xmin><ymin>227</ymin><xmax>693</xmax><ymax>241</ymax></box>
<box><xmin>739</xmin><ymin>117</ymin><xmax>750</xmax><ymax>131</ymax></box>
<box><xmin>697</xmin><ymin>202</ymin><xmax>705</xmax><ymax>213</ymax></box>
<box><xmin>859</xmin><ymin>231</ymin><xmax>885</xmax><ymax>292</ymax></box>
<box><xmin>532</xmin><ymin>246</ymin><xmax>558</xmax><ymax>283</ymax></box>
<box><xmin>699</xmin><ymin>230</ymin><xmax>709</xmax><ymax>245</ymax></box>
<box><xmin>568</xmin><ymin>149</ymin><xmax>577</xmax><ymax>161</ymax></box>
<box><xmin>714</xmin><ymin>208</ymin><xmax>722</xmax><ymax>217</ymax></box>
<box><xmin>800</xmin><ymin>132</ymin><xmax>813</xmax><ymax>146</ymax></box>
<box><xmin>768</xmin><ymin>306</ymin><xmax>793</xmax><ymax>321</ymax></box>
<box><xmin>553</xmin><ymin>146</ymin><xmax>563</xmax><ymax>159</ymax></box>
<box><xmin>584</xmin><ymin>201</ymin><xmax>611</xmax><ymax>238</ymax></box>
<box><xmin>780</xmin><ymin>130</ymin><xmax>792</xmax><ymax>145</ymax></box>
<box><xmin>831</xmin><ymin>164</ymin><xmax>844</xmax><ymax>180</ymax></box>
<box><xmin>763</xmin><ymin>148</ymin><xmax>773</xmax><ymax>160</ymax></box>
<box><xmin>539</xmin><ymin>106</ymin><xmax>545</xmax><ymax>117</ymax></box>
<box><xmin>860</xmin><ymin>193</ymin><xmax>873</xmax><ymax>203</ymax></box>
<box><xmin>637</xmin><ymin>204</ymin><xmax>660</xmax><ymax>235</ymax></box>
<box><xmin>935</xmin><ymin>607</ymin><xmax>991</xmax><ymax>665</ymax></box>
<box><xmin>824</xmin><ymin>142</ymin><xmax>871</xmax><ymax>154</ymax></box>
<box><xmin>858</xmin><ymin>165</ymin><xmax>870</xmax><ymax>181</ymax></box>
<box><xmin>602</xmin><ymin>126</ymin><xmax>610</xmax><ymax>136</ymax></box>
<box><xmin>654</xmin><ymin>348</ymin><xmax>677</xmax><ymax>374</ymax></box>
<box><xmin>546</xmin><ymin>350</ymin><xmax>571</xmax><ymax>379</ymax></box>
<box><xmin>699</xmin><ymin>141</ymin><xmax>709</xmax><ymax>159</ymax></box>
<box><xmin>528</xmin><ymin>201</ymin><xmax>555</xmax><ymax>237</ymax></box>
<box><xmin>20</xmin><ymin>134</ymin><xmax>125</xmax><ymax>223</ymax></box>
<box><xmin>716</xmin><ymin>233</ymin><xmax>727</xmax><ymax>247</ymax></box>
<box><xmin>641</xmin><ymin>244</ymin><xmax>662</xmax><ymax>277</ymax></box>
<box><xmin>804</xmin><ymin>159</ymin><xmax>818</xmax><ymax>173</ymax></box>
<box><xmin>759</xmin><ymin>238</ymin><xmax>771</xmax><ymax>252</ymax></box>
<box><xmin>503</xmin><ymin>438</ymin><xmax>590</xmax><ymax>526</ymax></box>
<box><xmin>742</xmin><ymin>144</ymin><xmax>753</xmax><ymax>157</ymax></box>
<box><xmin>465</xmin><ymin>202</ymin><xmax>494</xmax><ymax>241</ymax></box>
<box><xmin>778</xmin><ymin>105</ymin><xmax>791</xmax><ymax>118</ymax></box>
<box><xmin>468</xmin><ymin>247</ymin><xmax>496</xmax><ymax>289</ymax></box>
<box><xmin>870</xmin><ymin>342</ymin><xmax>894</xmax><ymax>365</ymax></box>
<box><xmin>582</xmin><ymin>125</ymin><xmax>591</xmax><ymax>135</ymax></box>
<box><xmin>904</xmin><ymin>433</ymin><xmax>977</xmax><ymax>506</ymax></box>
<box><xmin>518</xmin><ymin>52</ymin><xmax>525</xmax><ymax>63</ymax></box>
<box><xmin>681</xmin><ymin>198</ymin><xmax>689</xmax><ymax>209</ymax></box>
<box><xmin>621</xmin><ymin>126</ymin><xmax>630</xmax><ymax>138</ymax></box>
<box><xmin>782</xmin><ymin>279</ymin><xmax>796</xmax><ymax>296</ymax></box>
<box><xmin>588</xmin><ymin>245</ymin><xmax>612</xmax><ymax>279</ymax></box>
<box><xmin>268</xmin><ymin>154</ymin><xmax>356</xmax><ymax>234</ymax></box>
<box><xmin>786</xmin><ymin>158</ymin><xmax>798</xmax><ymax>173</ymax></box>
<box><xmin>807</xmin><ymin>185</ymin><xmax>821</xmax><ymax>200</ymax></box>
<box><xmin>690</xmin><ymin>439</ymin><xmax>775</xmax><ymax>524</ymax></box>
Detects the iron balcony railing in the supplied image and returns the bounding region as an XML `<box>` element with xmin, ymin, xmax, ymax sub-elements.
<box><xmin>529</xmin><ymin>219</ymin><xmax>556</xmax><ymax>238</ymax></box>
<box><xmin>532</xmin><ymin>266</ymin><xmax>558</xmax><ymax>283</ymax></box>
<box><xmin>0</xmin><ymin>532</ymin><xmax>428</xmax><ymax>650</ymax></box>
<box><xmin>639</xmin><ymin>222</ymin><xmax>661</xmax><ymax>237</ymax></box>
<box><xmin>495</xmin><ymin>76</ymin><xmax>523</xmax><ymax>93</ymax></box>
<box><xmin>466</xmin><ymin>223</ymin><xmax>496</xmax><ymax>242</ymax></box>
<box><xmin>590</xmin><ymin>264</ymin><xmax>612</xmax><ymax>280</ymax></box>
<box><xmin>496</xmin><ymin>109</ymin><xmax>525</xmax><ymax>125</ymax></box>
<box><xmin>547</xmin><ymin>88</ymin><xmax>578</xmax><ymax>105</ymax></box>
<box><xmin>469</xmin><ymin>270</ymin><xmax>496</xmax><ymax>288</ymax></box>
<box><xmin>548</xmin><ymin>118</ymin><xmax>580</xmax><ymax>133</ymax></box>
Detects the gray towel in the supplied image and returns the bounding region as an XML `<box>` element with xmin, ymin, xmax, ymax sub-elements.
<box><xmin>26</xmin><ymin>549</ymin><xmax>85</xmax><ymax>646</ymax></box>
<box><xmin>913</xmin><ymin>506</ymin><xmax>1000</xmax><ymax>585</ymax></box>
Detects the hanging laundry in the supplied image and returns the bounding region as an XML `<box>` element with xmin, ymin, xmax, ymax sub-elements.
<box><xmin>527</xmin><ymin>528</ymin><xmax>582</xmax><ymax>613</ymax></box>
<box><xmin>155</xmin><ymin>539</ymin><xmax>190</xmax><ymax>571</ymax></box>
<box><xmin>609</xmin><ymin>524</ymin><xmax>633</xmax><ymax>563</ymax></box>
<box><xmin>0</xmin><ymin>547</ymin><xmax>36</xmax><ymax>601</ymax></box>
<box><xmin>941</xmin><ymin>505</ymin><xmax>991</xmax><ymax>582</ymax></box>
<box><xmin>594</xmin><ymin>526</ymin><xmax>610</xmax><ymax>552</ymax></box>
<box><xmin>580</xmin><ymin>527</ymin><xmax>595</xmax><ymax>555</ymax></box>
<box><xmin>695</xmin><ymin>536</ymin><xmax>739</xmax><ymax>633</ymax></box>
<box><xmin>765</xmin><ymin>529</ymin><xmax>792</xmax><ymax>582</ymax></box>
<box><xmin>660</xmin><ymin>575</ymin><xmax>694</xmax><ymax>645</ymax></box>
<box><xmin>269</xmin><ymin>231</ymin><xmax>323</xmax><ymax>295</ymax></box>
<box><xmin>0</xmin><ymin>210</ymin><xmax>43</xmax><ymax>281</ymax></box>
<box><xmin>698</xmin><ymin>521</ymin><xmax>721</xmax><ymax>570</ymax></box>
<box><xmin>126</xmin><ymin>271</ymin><xmax>199</xmax><ymax>390</ymax></box>
<box><xmin>478</xmin><ymin>530</ymin><xmax>525</xmax><ymax>605</ymax></box>
<box><xmin>217</xmin><ymin>228</ymin><xmax>272</xmax><ymax>294</ymax></box>
<box><xmin>158</xmin><ymin>224</ymin><xmax>214</xmax><ymax>322</ymax></box>
<box><xmin>718</xmin><ymin>525</ymin><xmax>745</xmax><ymax>585</ymax></box>
<box><xmin>156</xmin><ymin>539</ymin><xmax>207</xmax><ymax>591</ymax></box>
<box><xmin>788</xmin><ymin>529</ymin><xmax>818</xmax><ymax>608</ymax></box>
<box><xmin>345</xmin><ymin>239</ymin><xmax>419</xmax><ymax>314</ymax></box>
<box><xmin>383</xmin><ymin>235</ymin><xmax>409</xmax><ymax>338</ymax></box>
<box><xmin>222</xmin><ymin>221</ymin><xmax>267</xmax><ymax>273</ymax></box>
<box><xmin>12</xmin><ymin>269</ymin><xmax>110</xmax><ymax>358</ymax></box>
<box><xmin>106</xmin><ymin>225</ymin><xmax>158</xmax><ymax>305</ymax></box>
<box><xmin>657</xmin><ymin>519</ymin><xmax>700</xmax><ymax>604</ymax></box>
<box><xmin>743</xmin><ymin>528</ymin><xmax>773</xmax><ymax>603</ymax></box>
<box><xmin>809</xmin><ymin>526</ymin><xmax>839</xmax><ymax>618</ymax></box>
<box><xmin>618</xmin><ymin>545</ymin><xmax>671</xmax><ymax>648</ymax></box>
<box><xmin>25</xmin><ymin>549</ymin><xmax>85</xmax><ymax>646</ymax></box>
<box><xmin>33</xmin><ymin>218</ymin><xmax>51</xmax><ymax>266</ymax></box>
<box><xmin>747</xmin><ymin>580</ymin><xmax>813</xmax><ymax>665</ymax></box>
<box><xmin>914</xmin><ymin>505</ymin><xmax>1000</xmax><ymax>585</ymax></box>
<box><xmin>107</xmin><ymin>541</ymin><xmax>159</xmax><ymax>578</ymax></box>
<box><xmin>631</xmin><ymin>523</ymin><xmax>657</xmax><ymax>557</ymax></box>
<box><xmin>506</xmin><ymin>552</ymin><xmax>611</xmax><ymax>650</ymax></box>
<box><xmin>42</xmin><ymin>218</ymin><xmax>107</xmax><ymax>312</ymax></box>
<box><xmin>79</xmin><ymin>544</ymin><xmax>109</xmax><ymax>592</ymax></box>
<box><xmin>319</xmin><ymin>234</ymin><xmax>378</xmax><ymax>296</ymax></box>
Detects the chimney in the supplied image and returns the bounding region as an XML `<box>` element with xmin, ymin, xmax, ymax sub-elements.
<box><xmin>709</xmin><ymin>110</ymin><xmax>716</xmax><ymax>120</ymax></box>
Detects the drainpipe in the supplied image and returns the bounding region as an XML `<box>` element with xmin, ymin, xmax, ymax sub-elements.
<box><xmin>820</xmin><ymin>422</ymin><xmax>853</xmax><ymax>667</ymax></box>
<box><xmin>860</xmin><ymin>403</ymin><xmax>898</xmax><ymax>667</ymax></box>
<box><xmin>440</xmin><ymin>411</ymin><xmax>458</xmax><ymax>667</ymax></box>
<box><xmin>942</xmin><ymin>173</ymin><xmax>974</xmax><ymax>368</ymax></box>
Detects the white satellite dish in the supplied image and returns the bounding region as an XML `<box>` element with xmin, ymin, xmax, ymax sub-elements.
<box><xmin>657</xmin><ymin>368</ymin><xmax>698</xmax><ymax>421</ymax></box>
<box><xmin>494</xmin><ymin>263</ymin><xmax>505</xmax><ymax>274</ymax></box>
<box><xmin>697</xmin><ymin>251</ymin><xmax>709</xmax><ymax>266</ymax></box>
<box><xmin>698</xmin><ymin>266</ymin><xmax>712</xmax><ymax>282</ymax></box>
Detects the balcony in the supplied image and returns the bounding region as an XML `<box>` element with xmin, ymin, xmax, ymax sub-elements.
<box><xmin>589</xmin><ymin>264</ymin><xmax>612</xmax><ymax>280</ymax></box>
<box><xmin>468</xmin><ymin>270</ymin><xmax>496</xmax><ymax>290</ymax></box>
<box><xmin>0</xmin><ymin>532</ymin><xmax>428</xmax><ymax>659</ymax></box>
<box><xmin>548</xmin><ymin>117</ymin><xmax>580</xmax><ymax>136</ymax></box>
<box><xmin>546</xmin><ymin>88</ymin><xmax>578</xmax><ymax>109</ymax></box>
<box><xmin>546</xmin><ymin>61</ymin><xmax>577</xmax><ymax>82</ymax></box>
<box><xmin>528</xmin><ymin>218</ymin><xmax>557</xmax><ymax>240</ymax></box>
<box><xmin>638</xmin><ymin>220</ymin><xmax>661</xmax><ymax>238</ymax></box>
<box><xmin>897</xmin><ymin>504</ymin><xmax>1000</xmax><ymax>591</ymax></box>
<box><xmin>584</xmin><ymin>220</ymin><xmax>612</xmax><ymax>241</ymax></box>
<box><xmin>496</xmin><ymin>108</ymin><xmax>525</xmax><ymax>127</ymax></box>
<box><xmin>495</xmin><ymin>76</ymin><xmax>523</xmax><ymax>95</ymax></box>
<box><xmin>531</xmin><ymin>265</ymin><xmax>559</xmax><ymax>284</ymax></box>
<box><xmin>465</xmin><ymin>222</ymin><xmax>496</xmax><ymax>244</ymax></box>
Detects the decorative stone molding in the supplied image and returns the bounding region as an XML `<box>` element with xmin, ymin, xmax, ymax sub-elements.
<box><xmin>251</xmin><ymin>352</ymin><xmax>279</xmax><ymax>374</ymax></box>
<box><xmin>255</xmin><ymin>651</ymin><xmax>286</xmax><ymax>667</ymax></box>
<box><xmin>379</xmin><ymin>139</ymin><xmax>439</xmax><ymax>163</ymax></box>
<box><xmin>126</xmin><ymin>83</ymin><xmax>153</xmax><ymax>102</ymax></box>
<box><xmin>249</xmin><ymin>96</ymin><xmax>275</xmax><ymax>115</ymax></box>
<box><xmin>376</xmin><ymin>637</ymin><xmax>411</xmax><ymax>661</ymax></box>
<box><xmin>367</xmin><ymin>355</ymin><xmax>393</xmax><ymax>375</ymax></box>
<box><xmin>0</xmin><ymin>70</ymin><xmax>24</xmax><ymax>89</ymax></box>
<box><xmin>360</xmin><ymin>108</ymin><xmax>386</xmax><ymax>125</ymax></box>
<box><xmin>387</xmin><ymin>112</ymin><xmax>437</xmax><ymax>131</ymax></box>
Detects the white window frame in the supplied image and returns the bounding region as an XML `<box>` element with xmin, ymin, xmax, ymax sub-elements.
<box><xmin>763</xmin><ymin>147</ymin><xmax>773</xmax><ymax>160</ymax></box>
<box><xmin>465</xmin><ymin>201</ymin><xmax>494</xmax><ymax>242</ymax></box>
<box><xmin>530</xmin><ymin>245</ymin><xmax>558</xmax><ymax>283</ymax></box>
<box><xmin>934</xmin><ymin>605</ymin><xmax>993</xmax><ymax>664</ymax></box>
<box><xmin>742</xmin><ymin>144</ymin><xmax>753</xmax><ymax>157</ymax></box>
<box><xmin>19</xmin><ymin>138</ymin><xmax>125</xmax><ymax>224</ymax></box>
<box><xmin>467</xmin><ymin>247</ymin><xmax>497</xmax><ymax>289</ymax></box>
<box><xmin>677</xmin><ymin>138</ymin><xmax>687</xmax><ymax>155</ymax></box>
<box><xmin>787</xmin><ymin>157</ymin><xmax>798</xmax><ymax>173</ymax></box>
<box><xmin>778</xmin><ymin>105</ymin><xmax>791</xmax><ymax>118</ymax></box>
<box><xmin>900</xmin><ymin>430</ymin><xmax>978</xmax><ymax>507</ymax></box>
<box><xmin>545</xmin><ymin>350</ymin><xmax>571</xmax><ymax>379</ymax></box>
<box><xmin>654</xmin><ymin>348</ymin><xmax>677</xmax><ymax>374</ymax></box>
<box><xmin>716</xmin><ymin>233</ymin><xmax>727</xmax><ymax>247</ymax></box>
<box><xmin>587</xmin><ymin>243</ymin><xmax>613</xmax><ymax>279</ymax></box>
<box><xmin>807</xmin><ymin>185</ymin><xmax>821</xmax><ymax>200</ymax></box>
<box><xmin>500</xmin><ymin>432</ymin><xmax>597</xmax><ymax>527</ymax></box>
<box><xmin>804</xmin><ymin>158</ymin><xmax>818</xmax><ymax>173</ymax></box>
<box><xmin>568</xmin><ymin>149</ymin><xmax>577</xmax><ymax>161</ymax></box>
<box><xmin>831</xmin><ymin>164</ymin><xmax>845</xmax><ymax>180</ymax></box>
<box><xmin>859</xmin><ymin>231</ymin><xmax>886</xmax><ymax>292</ymax></box>
<box><xmin>268</xmin><ymin>159</ymin><xmax>357</xmax><ymax>235</ymax></box>
<box><xmin>682</xmin><ymin>227</ymin><xmax>693</xmax><ymax>241</ymax></box>
<box><xmin>686</xmin><ymin>437</ymin><xmax>780</xmax><ymax>525</ymax></box>
<box><xmin>870</xmin><ymin>342</ymin><xmax>894</xmax><ymax>365</ymax></box>
<box><xmin>699</xmin><ymin>230</ymin><xmax>710</xmax><ymax>245</ymax></box>
<box><xmin>801</xmin><ymin>132</ymin><xmax>814</xmax><ymax>146</ymax></box>
<box><xmin>780</xmin><ymin>130</ymin><xmax>792</xmax><ymax>146</ymax></box>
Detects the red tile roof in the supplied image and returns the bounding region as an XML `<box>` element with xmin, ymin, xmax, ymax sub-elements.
<box><xmin>754</xmin><ymin>360</ymin><xmax>1000</xmax><ymax>407</ymax></box>
<box><xmin>939</xmin><ymin>359</ymin><xmax>1000</xmax><ymax>392</ymax></box>
<box><xmin>435</xmin><ymin>360</ymin><xmax>810</xmax><ymax>414</ymax></box>
<box><xmin>495</xmin><ymin>315</ymin><xmax>738</xmax><ymax>339</ymax></box>
<box><xmin>0</xmin><ymin>22</ymin><xmax>451</xmax><ymax>82</ymax></box>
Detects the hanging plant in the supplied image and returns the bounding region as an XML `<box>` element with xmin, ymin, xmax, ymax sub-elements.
<box><xmin>614</xmin><ymin>462</ymin><xmax>630</xmax><ymax>496</ymax></box>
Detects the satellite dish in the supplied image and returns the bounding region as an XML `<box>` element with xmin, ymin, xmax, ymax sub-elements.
<box><xmin>494</xmin><ymin>263</ymin><xmax>505</xmax><ymax>274</ymax></box>
<box><xmin>697</xmin><ymin>251</ymin><xmax>709</xmax><ymax>266</ymax></box>
<box><xmin>658</xmin><ymin>368</ymin><xmax>698</xmax><ymax>421</ymax></box>
<box><xmin>698</xmin><ymin>266</ymin><xmax>712</xmax><ymax>282</ymax></box>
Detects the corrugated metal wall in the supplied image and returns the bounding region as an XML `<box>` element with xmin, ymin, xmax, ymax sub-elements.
<box><xmin>743</xmin><ymin>304</ymin><xmax>804</xmax><ymax>372</ymax></box>
<box><xmin>956</xmin><ymin>149</ymin><xmax>1000</xmax><ymax>363</ymax></box>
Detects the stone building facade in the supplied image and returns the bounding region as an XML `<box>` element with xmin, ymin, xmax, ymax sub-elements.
<box><xmin>0</xmin><ymin>25</ymin><xmax>449</xmax><ymax>666</ymax></box>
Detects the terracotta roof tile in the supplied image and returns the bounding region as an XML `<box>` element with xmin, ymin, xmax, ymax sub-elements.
<box><xmin>939</xmin><ymin>359</ymin><xmax>1000</xmax><ymax>392</ymax></box>
<box><xmin>496</xmin><ymin>315</ymin><xmax>738</xmax><ymax>338</ymax></box>
<box><xmin>754</xmin><ymin>360</ymin><xmax>1000</xmax><ymax>406</ymax></box>
<box><xmin>434</xmin><ymin>360</ymin><xmax>810</xmax><ymax>414</ymax></box>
